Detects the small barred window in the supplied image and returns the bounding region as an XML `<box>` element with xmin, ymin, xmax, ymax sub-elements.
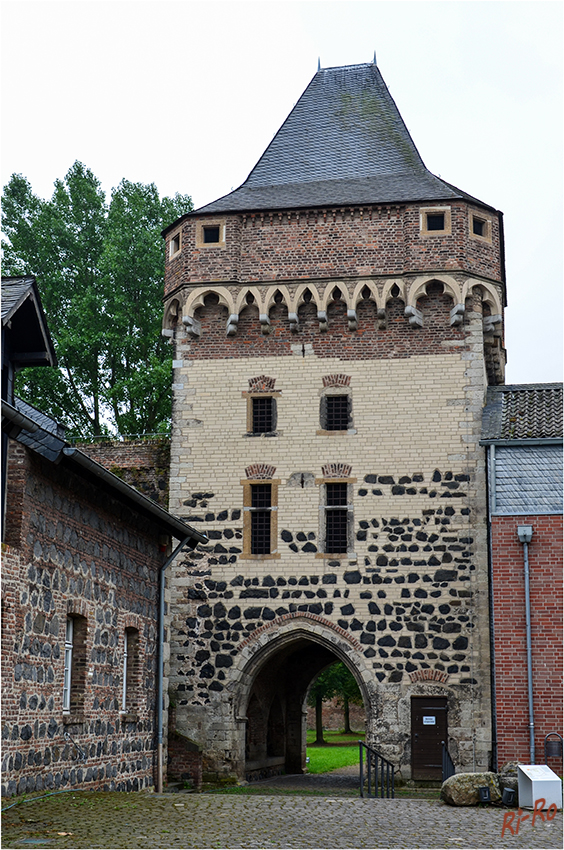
<box><xmin>252</xmin><ymin>397</ymin><xmax>275</xmax><ymax>434</ymax></box>
<box><xmin>250</xmin><ymin>484</ymin><xmax>272</xmax><ymax>554</ymax></box>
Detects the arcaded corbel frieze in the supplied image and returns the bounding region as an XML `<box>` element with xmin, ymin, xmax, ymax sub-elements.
<box><xmin>404</xmin><ymin>305</ymin><xmax>423</xmax><ymax>327</ymax></box>
<box><xmin>182</xmin><ymin>315</ymin><xmax>202</xmax><ymax>338</ymax></box>
<box><xmin>226</xmin><ymin>314</ymin><xmax>239</xmax><ymax>336</ymax></box>
<box><xmin>259</xmin><ymin>313</ymin><xmax>271</xmax><ymax>335</ymax></box>
<box><xmin>347</xmin><ymin>309</ymin><xmax>358</xmax><ymax>331</ymax></box>
<box><xmin>483</xmin><ymin>313</ymin><xmax>502</xmax><ymax>335</ymax></box>
<box><xmin>377</xmin><ymin>308</ymin><xmax>387</xmax><ymax>330</ymax></box>
<box><xmin>461</xmin><ymin>278</ymin><xmax>503</xmax><ymax>318</ymax></box>
<box><xmin>317</xmin><ymin>310</ymin><xmax>328</xmax><ymax>332</ymax></box>
<box><xmin>288</xmin><ymin>312</ymin><xmax>299</xmax><ymax>333</ymax></box>
<box><xmin>407</xmin><ymin>274</ymin><xmax>462</xmax><ymax>312</ymax></box>
<box><xmin>450</xmin><ymin>304</ymin><xmax>466</xmax><ymax>326</ymax></box>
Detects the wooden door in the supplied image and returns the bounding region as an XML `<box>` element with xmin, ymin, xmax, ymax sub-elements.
<box><xmin>411</xmin><ymin>696</ymin><xmax>448</xmax><ymax>780</ymax></box>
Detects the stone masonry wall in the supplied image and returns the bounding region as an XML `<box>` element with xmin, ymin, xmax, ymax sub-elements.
<box><xmin>1</xmin><ymin>442</ymin><xmax>166</xmax><ymax>797</ymax></box>
<box><xmin>491</xmin><ymin>513</ymin><xmax>563</xmax><ymax>771</ymax></box>
<box><xmin>77</xmin><ymin>439</ymin><xmax>171</xmax><ymax>509</ymax></box>
<box><xmin>165</xmin><ymin>287</ymin><xmax>493</xmax><ymax>778</ymax></box>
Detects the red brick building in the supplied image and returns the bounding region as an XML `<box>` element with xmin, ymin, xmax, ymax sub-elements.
<box><xmin>481</xmin><ymin>384</ymin><xmax>563</xmax><ymax>771</ymax></box>
<box><xmin>1</xmin><ymin>277</ymin><xmax>205</xmax><ymax>797</ymax></box>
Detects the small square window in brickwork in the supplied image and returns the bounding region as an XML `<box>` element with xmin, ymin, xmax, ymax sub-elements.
<box><xmin>252</xmin><ymin>397</ymin><xmax>274</xmax><ymax>433</ymax></box>
<box><xmin>251</xmin><ymin>484</ymin><xmax>272</xmax><ymax>554</ymax></box>
<box><xmin>325</xmin><ymin>395</ymin><xmax>350</xmax><ymax>430</ymax></box>
<box><xmin>472</xmin><ymin>217</ymin><xmax>485</xmax><ymax>237</ymax></box>
<box><xmin>170</xmin><ymin>233</ymin><xmax>181</xmax><ymax>257</ymax></box>
<box><xmin>426</xmin><ymin>213</ymin><xmax>445</xmax><ymax>231</ymax></box>
<box><xmin>203</xmin><ymin>225</ymin><xmax>220</xmax><ymax>243</ymax></box>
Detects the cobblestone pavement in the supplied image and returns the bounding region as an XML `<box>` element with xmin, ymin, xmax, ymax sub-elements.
<box><xmin>2</xmin><ymin>784</ymin><xmax>562</xmax><ymax>849</ymax></box>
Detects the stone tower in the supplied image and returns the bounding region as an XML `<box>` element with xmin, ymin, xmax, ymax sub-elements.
<box><xmin>162</xmin><ymin>62</ymin><xmax>506</xmax><ymax>782</ymax></box>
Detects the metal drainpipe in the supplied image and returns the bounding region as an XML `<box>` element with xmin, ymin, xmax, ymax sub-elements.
<box><xmin>157</xmin><ymin>536</ymin><xmax>191</xmax><ymax>794</ymax></box>
<box><xmin>517</xmin><ymin>525</ymin><xmax>535</xmax><ymax>763</ymax></box>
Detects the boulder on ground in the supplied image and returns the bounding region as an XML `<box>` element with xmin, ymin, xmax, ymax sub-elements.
<box><xmin>441</xmin><ymin>771</ymin><xmax>502</xmax><ymax>806</ymax></box>
<box><xmin>497</xmin><ymin>762</ymin><xmax>519</xmax><ymax>795</ymax></box>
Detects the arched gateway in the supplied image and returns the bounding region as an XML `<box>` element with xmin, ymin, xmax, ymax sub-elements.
<box><xmin>164</xmin><ymin>61</ymin><xmax>503</xmax><ymax>786</ymax></box>
<box><xmin>229</xmin><ymin>616</ymin><xmax>373</xmax><ymax>780</ymax></box>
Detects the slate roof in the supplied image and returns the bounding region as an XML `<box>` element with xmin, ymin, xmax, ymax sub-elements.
<box><xmin>1</xmin><ymin>276</ymin><xmax>57</xmax><ymax>368</ymax></box>
<box><xmin>492</xmin><ymin>444</ymin><xmax>562</xmax><ymax>514</ymax></box>
<box><xmin>481</xmin><ymin>384</ymin><xmax>563</xmax><ymax>442</ymax></box>
<box><xmin>190</xmin><ymin>63</ymin><xmax>494</xmax><ymax>218</ymax></box>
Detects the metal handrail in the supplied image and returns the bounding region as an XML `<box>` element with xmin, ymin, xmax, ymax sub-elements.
<box><xmin>442</xmin><ymin>740</ymin><xmax>456</xmax><ymax>782</ymax></box>
<box><xmin>359</xmin><ymin>741</ymin><xmax>395</xmax><ymax>798</ymax></box>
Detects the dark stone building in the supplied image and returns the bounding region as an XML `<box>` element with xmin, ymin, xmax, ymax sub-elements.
<box><xmin>1</xmin><ymin>277</ymin><xmax>205</xmax><ymax>797</ymax></box>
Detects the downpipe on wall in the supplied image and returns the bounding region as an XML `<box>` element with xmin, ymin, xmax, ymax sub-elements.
<box><xmin>157</xmin><ymin>536</ymin><xmax>193</xmax><ymax>794</ymax></box>
<box><xmin>517</xmin><ymin>525</ymin><xmax>535</xmax><ymax>764</ymax></box>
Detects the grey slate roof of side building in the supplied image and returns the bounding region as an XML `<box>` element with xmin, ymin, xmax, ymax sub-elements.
<box><xmin>188</xmin><ymin>63</ymin><xmax>496</xmax><ymax>219</ymax></box>
<box><xmin>481</xmin><ymin>384</ymin><xmax>563</xmax><ymax>442</ymax></box>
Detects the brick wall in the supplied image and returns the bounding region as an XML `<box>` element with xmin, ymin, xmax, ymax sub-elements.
<box><xmin>491</xmin><ymin>513</ymin><xmax>563</xmax><ymax>770</ymax></box>
<box><xmin>165</xmin><ymin>202</ymin><xmax>502</xmax><ymax>295</ymax></box>
<box><xmin>76</xmin><ymin>439</ymin><xmax>171</xmax><ymax>509</ymax></box>
<box><xmin>1</xmin><ymin>442</ymin><xmax>168</xmax><ymax>797</ymax></box>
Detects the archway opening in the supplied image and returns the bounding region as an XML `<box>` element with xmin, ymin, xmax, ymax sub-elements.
<box><xmin>243</xmin><ymin>635</ymin><xmax>367</xmax><ymax>781</ymax></box>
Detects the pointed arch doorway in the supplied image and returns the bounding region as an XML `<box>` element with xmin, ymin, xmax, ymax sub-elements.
<box><xmin>233</xmin><ymin>617</ymin><xmax>372</xmax><ymax>782</ymax></box>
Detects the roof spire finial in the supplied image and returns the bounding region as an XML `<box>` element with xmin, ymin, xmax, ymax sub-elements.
<box><xmin>317</xmin><ymin>57</ymin><xmax>321</xmax><ymax>71</ymax></box>
<box><xmin>373</xmin><ymin>50</ymin><xmax>377</xmax><ymax>66</ymax></box>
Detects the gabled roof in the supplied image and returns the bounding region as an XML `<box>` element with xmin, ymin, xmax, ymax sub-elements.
<box><xmin>1</xmin><ymin>276</ymin><xmax>57</xmax><ymax>368</ymax></box>
<box><xmin>190</xmin><ymin>63</ymin><xmax>494</xmax><ymax>218</ymax></box>
<box><xmin>481</xmin><ymin>384</ymin><xmax>563</xmax><ymax>443</ymax></box>
<box><xmin>2</xmin><ymin>398</ymin><xmax>207</xmax><ymax>546</ymax></box>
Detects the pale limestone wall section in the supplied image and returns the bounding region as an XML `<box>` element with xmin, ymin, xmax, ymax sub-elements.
<box><xmin>167</xmin><ymin>308</ymin><xmax>492</xmax><ymax>776</ymax></box>
<box><xmin>170</xmin><ymin>354</ymin><xmax>472</xmax><ymax>517</ymax></box>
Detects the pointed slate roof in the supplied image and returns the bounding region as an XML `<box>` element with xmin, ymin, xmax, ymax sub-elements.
<box><xmin>193</xmin><ymin>63</ymin><xmax>491</xmax><ymax>216</ymax></box>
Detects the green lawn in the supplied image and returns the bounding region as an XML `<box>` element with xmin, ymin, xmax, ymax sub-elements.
<box><xmin>306</xmin><ymin>729</ymin><xmax>365</xmax><ymax>745</ymax></box>
<box><xmin>305</xmin><ymin>730</ymin><xmax>364</xmax><ymax>774</ymax></box>
<box><xmin>306</xmin><ymin>743</ymin><xmax>360</xmax><ymax>774</ymax></box>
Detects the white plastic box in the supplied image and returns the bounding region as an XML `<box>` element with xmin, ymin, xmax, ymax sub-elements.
<box><xmin>517</xmin><ymin>765</ymin><xmax>562</xmax><ymax>809</ymax></box>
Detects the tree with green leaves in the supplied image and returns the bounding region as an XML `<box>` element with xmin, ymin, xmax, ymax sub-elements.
<box><xmin>2</xmin><ymin>162</ymin><xmax>192</xmax><ymax>436</ymax></box>
<box><xmin>307</xmin><ymin>661</ymin><xmax>363</xmax><ymax>743</ymax></box>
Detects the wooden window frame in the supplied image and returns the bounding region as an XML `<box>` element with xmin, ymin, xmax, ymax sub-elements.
<box><xmin>314</xmin><ymin>477</ymin><xmax>357</xmax><ymax>557</ymax></box>
<box><xmin>62</xmin><ymin>614</ymin><xmax>87</xmax><ymax>720</ymax></box>
<box><xmin>241</xmin><ymin>478</ymin><xmax>280</xmax><ymax>560</ymax></box>
<box><xmin>242</xmin><ymin>391</ymin><xmax>281</xmax><ymax>436</ymax></box>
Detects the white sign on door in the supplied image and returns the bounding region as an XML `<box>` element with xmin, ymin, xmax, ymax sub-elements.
<box><xmin>423</xmin><ymin>716</ymin><xmax>436</xmax><ymax>725</ymax></box>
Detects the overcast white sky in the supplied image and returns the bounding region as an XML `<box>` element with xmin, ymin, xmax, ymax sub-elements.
<box><xmin>2</xmin><ymin>1</ymin><xmax>562</xmax><ymax>384</ymax></box>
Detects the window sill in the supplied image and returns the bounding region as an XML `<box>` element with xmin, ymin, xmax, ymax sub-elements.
<box><xmin>240</xmin><ymin>553</ymin><xmax>281</xmax><ymax>560</ymax></box>
<box><xmin>315</xmin><ymin>552</ymin><xmax>351</xmax><ymax>559</ymax></box>
<box><xmin>62</xmin><ymin>713</ymin><xmax>86</xmax><ymax>726</ymax></box>
<box><xmin>119</xmin><ymin>712</ymin><xmax>139</xmax><ymax>723</ymax></box>
<box><xmin>244</xmin><ymin>431</ymin><xmax>280</xmax><ymax>438</ymax></box>
<box><xmin>316</xmin><ymin>429</ymin><xmax>356</xmax><ymax>436</ymax></box>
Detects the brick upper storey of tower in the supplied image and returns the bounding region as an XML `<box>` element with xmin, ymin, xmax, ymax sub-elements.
<box><xmin>163</xmin><ymin>62</ymin><xmax>504</xmax><ymax>295</ymax></box>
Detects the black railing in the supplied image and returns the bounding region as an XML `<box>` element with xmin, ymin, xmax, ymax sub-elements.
<box><xmin>359</xmin><ymin>741</ymin><xmax>395</xmax><ymax>798</ymax></box>
<box><xmin>442</xmin><ymin>740</ymin><xmax>455</xmax><ymax>782</ymax></box>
